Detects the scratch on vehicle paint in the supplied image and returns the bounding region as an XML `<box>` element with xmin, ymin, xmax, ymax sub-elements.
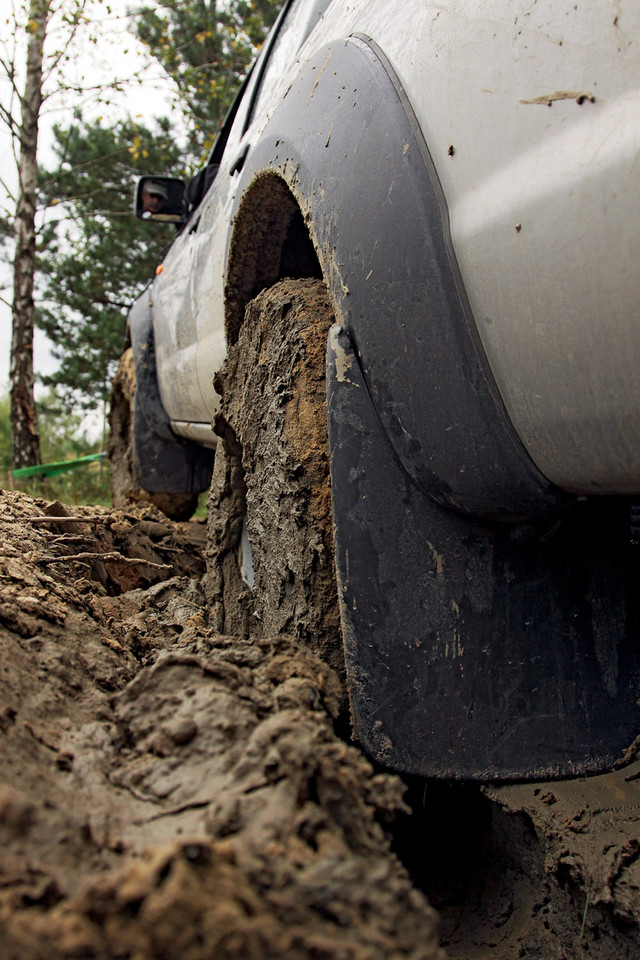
<box><xmin>426</xmin><ymin>541</ymin><xmax>444</xmax><ymax>576</ymax></box>
<box><xmin>445</xmin><ymin>599</ymin><xmax>464</xmax><ymax>659</ymax></box>
<box><xmin>308</xmin><ymin>50</ymin><xmax>332</xmax><ymax>105</ymax></box>
<box><xmin>325</xmin><ymin>122</ymin><xmax>333</xmax><ymax>148</ymax></box>
<box><xmin>520</xmin><ymin>90</ymin><xmax>596</xmax><ymax>106</ymax></box>
<box><xmin>330</xmin><ymin>326</ymin><xmax>358</xmax><ymax>385</ymax></box>
<box><xmin>444</xmin><ymin>637</ymin><xmax>464</xmax><ymax>660</ymax></box>
<box><xmin>328</xmin><ymin>256</ymin><xmax>350</xmax><ymax>296</ymax></box>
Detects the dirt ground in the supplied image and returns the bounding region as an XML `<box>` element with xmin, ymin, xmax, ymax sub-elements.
<box><xmin>1</xmin><ymin>488</ymin><xmax>639</xmax><ymax>959</ymax></box>
<box><xmin>0</xmin><ymin>490</ymin><xmax>441</xmax><ymax>959</ymax></box>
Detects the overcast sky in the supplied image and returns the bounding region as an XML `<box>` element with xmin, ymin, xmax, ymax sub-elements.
<box><xmin>0</xmin><ymin>0</ymin><xmax>177</xmax><ymax>395</ymax></box>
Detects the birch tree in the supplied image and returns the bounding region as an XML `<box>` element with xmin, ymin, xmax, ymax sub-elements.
<box><xmin>1</xmin><ymin>0</ymin><xmax>123</xmax><ymax>469</ymax></box>
<box><xmin>5</xmin><ymin>0</ymin><xmax>50</xmax><ymax>468</ymax></box>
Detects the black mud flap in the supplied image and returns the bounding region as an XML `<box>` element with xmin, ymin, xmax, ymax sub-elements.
<box><xmin>327</xmin><ymin>325</ymin><xmax>640</xmax><ymax>781</ymax></box>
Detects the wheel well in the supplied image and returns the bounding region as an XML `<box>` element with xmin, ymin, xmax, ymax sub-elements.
<box><xmin>225</xmin><ymin>172</ymin><xmax>322</xmax><ymax>345</ymax></box>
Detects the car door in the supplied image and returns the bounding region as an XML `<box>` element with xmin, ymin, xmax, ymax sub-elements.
<box><xmin>151</xmin><ymin>0</ymin><xmax>332</xmax><ymax>444</ymax></box>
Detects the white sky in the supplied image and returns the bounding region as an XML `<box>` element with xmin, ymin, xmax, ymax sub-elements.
<box><xmin>0</xmin><ymin>0</ymin><xmax>179</xmax><ymax>396</ymax></box>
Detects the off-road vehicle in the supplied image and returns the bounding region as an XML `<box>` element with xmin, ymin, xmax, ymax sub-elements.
<box><xmin>110</xmin><ymin>0</ymin><xmax>640</xmax><ymax>781</ymax></box>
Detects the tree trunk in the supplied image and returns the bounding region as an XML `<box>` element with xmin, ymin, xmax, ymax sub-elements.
<box><xmin>10</xmin><ymin>0</ymin><xmax>49</xmax><ymax>470</ymax></box>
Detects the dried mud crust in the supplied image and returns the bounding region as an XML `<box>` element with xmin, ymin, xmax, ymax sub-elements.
<box><xmin>209</xmin><ymin>277</ymin><xmax>342</xmax><ymax>675</ymax></box>
<box><xmin>108</xmin><ymin>347</ymin><xmax>199</xmax><ymax>522</ymax></box>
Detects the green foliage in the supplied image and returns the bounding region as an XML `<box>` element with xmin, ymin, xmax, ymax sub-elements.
<box><xmin>0</xmin><ymin>388</ymin><xmax>111</xmax><ymax>504</ymax></box>
<box><xmin>135</xmin><ymin>0</ymin><xmax>283</xmax><ymax>157</ymax></box>
<box><xmin>33</xmin><ymin>0</ymin><xmax>283</xmax><ymax>414</ymax></box>
<box><xmin>35</xmin><ymin>114</ymin><xmax>185</xmax><ymax>411</ymax></box>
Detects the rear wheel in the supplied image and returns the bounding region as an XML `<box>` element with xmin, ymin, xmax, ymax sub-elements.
<box><xmin>209</xmin><ymin>278</ymin><xmax>343</xmax><ymax>674</ymax></box>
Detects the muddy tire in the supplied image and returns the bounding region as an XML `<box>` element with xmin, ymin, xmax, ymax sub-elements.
<box><xmin>211</xmin><ymin>278</ymin><xmax>343</xmax><ymax>675</ymax></box>
<box><xmin>108</xmin><ymin>348</ymin><xmax>199</xmax><ymax>522</ymax></box>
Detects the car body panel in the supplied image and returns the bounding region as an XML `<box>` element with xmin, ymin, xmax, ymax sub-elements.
<box><xmin>152</xmin><ymin>0</ymin><xmax>332</xmax><ymax>431</ymax></box>
<box><xmin>228</xmin><ymin>34</ymin><xmax>565</xmax><ymax>521</ymax></box>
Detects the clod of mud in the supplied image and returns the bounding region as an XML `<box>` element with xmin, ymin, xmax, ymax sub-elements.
<box><xmin>108</xmin><ymin>347</ymin><xmax>201</xmax><ymax>522</ymax></box>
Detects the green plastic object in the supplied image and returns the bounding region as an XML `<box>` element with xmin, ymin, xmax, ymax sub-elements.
<box><xmin>13</xmin><ymin>452</ymin><xmax>106</xmax><ymax>479</ymax></box>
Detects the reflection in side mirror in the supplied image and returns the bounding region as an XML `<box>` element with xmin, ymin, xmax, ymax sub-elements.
<box><xmin>134</xmin><ymin>176</ymin><xmax>186</xmax><ymax>223</ymax></box>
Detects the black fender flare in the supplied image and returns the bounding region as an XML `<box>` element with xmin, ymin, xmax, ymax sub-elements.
<box><xmin>226</xmin><ymin>33</ymin><xmax>566</xmax><ymax>522</ymax></box>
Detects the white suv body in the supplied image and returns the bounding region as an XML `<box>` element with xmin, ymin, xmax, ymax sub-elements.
<box><xmin>152</xmin><ymin>0</ymin><xmax>640</xmax><ymax>495</ymax></box>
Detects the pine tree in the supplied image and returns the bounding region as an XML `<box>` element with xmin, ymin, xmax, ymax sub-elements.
<box><xmin>135</xmin><ymin>0</ymin><xmax>282</xmax><ymax>158</ymax></box>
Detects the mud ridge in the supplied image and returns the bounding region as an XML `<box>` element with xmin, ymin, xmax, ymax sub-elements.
<box><xmin>0</xmin><ymin>490</ymin><xmax>441</xmax><ymax>960</ymax></box>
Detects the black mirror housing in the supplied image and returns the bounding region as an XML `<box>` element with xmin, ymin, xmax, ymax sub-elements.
<box><xmin>135</xmin><ymin>176</ymin><xmax>186</xmax><ymax>223</ymax></box>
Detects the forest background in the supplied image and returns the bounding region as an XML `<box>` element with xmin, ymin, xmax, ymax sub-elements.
<box><xmin>0</xmin><ymin>0</ymin><xmax>283</xmax><ymax>496</ymax></box>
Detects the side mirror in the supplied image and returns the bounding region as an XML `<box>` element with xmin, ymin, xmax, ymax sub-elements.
<box><xmin>135</xmin><ymin>176</ymin><xmax>186</xmax><ymax>223</ymax></box>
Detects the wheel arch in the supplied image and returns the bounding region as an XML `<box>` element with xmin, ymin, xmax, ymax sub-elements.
<box><xmin>225</xmin><ymin>173</ymin><xmax>323</xmax><ymax>346</ymax></box>
<box><xmin>225</xmin><ymin>33</ymin><xmax>564</xmax><ymax>522</ymax></box>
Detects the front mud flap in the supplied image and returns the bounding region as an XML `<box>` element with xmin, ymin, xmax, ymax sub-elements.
<box><xmin>326</xmin><ymin>326</ymin><xmax>640</xmax><ymax>781</ymax></box>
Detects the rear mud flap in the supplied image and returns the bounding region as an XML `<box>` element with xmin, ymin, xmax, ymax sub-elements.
<box><xmin>327</xmin><ymin>325</ymin><xmax>640</xmax><ymax>781</ymax></box>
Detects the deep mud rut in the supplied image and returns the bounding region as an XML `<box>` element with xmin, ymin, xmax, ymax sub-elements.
<box><xmin>0</xmin><ymin>491</ymin><xmax>441</xmax><ymax>959</ymax></box>
<box><xmin>1</xmin><ymin>488</ymin><xmax>639</xmax><ymax>959</ymax></box>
